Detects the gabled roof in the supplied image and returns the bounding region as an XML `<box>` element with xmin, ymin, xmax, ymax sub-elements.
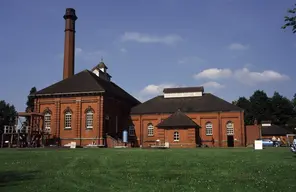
<box><xmin>261</xmin><ymin>125</ymin><xmax>293</xmax><ymax>136</ymax></box>
<box><xmin>33</xmin><ymin>70</ymin><xmax>140</xmax><ymax>104</ymax></box>
<box><xmin>91</xmin><ymin>61</ymin><xmax>108</xmax><ymax>71</ymax></box>
<box><xmin>131</xmin><ymin>93</ymin><xmax>243</xmax><ymax>114</ymax></box>
<box><xmin>156</xmin><ymin>109</ymin><xmax>200</xmax><ymax>128</ymax></box>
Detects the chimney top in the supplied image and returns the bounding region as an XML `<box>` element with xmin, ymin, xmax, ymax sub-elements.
<box><xmin>63</xmin><ymin>8</ymin><xmax>78</xmax><ymax>20</ymax></box>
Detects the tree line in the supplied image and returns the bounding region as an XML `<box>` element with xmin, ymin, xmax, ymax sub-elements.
<box><xmin>232</xmin><ymin>91</ymin><xmax>296</xmax><ymax>128</ymax></box>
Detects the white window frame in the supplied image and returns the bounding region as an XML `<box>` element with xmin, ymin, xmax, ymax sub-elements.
<box><xmin>174</xmin><ymin>131</ymin><xmax>179</xmax><ymax>141</ymax></box>
<box><xmin>64</xmin><ymin>111</ymin><xmax>72</xmax><ymax>129</ymax></box>
<box><xmin>147</xmin><ymin>123</ymin><xmax>154</xmax><ymax>136</ymax></box>
<box><xmin>44</xmin><ymin>112</ymin><xmax>51</xmax><ymax>132</ymax></box>
<box><xmin>86</xmin><ymin>110</ymin><xmax>94</xmax><ymax>129</ymax></box>
<box><xmin>205</xmin><ymin>122</ymin><xmax>213</xmax><ymax>136</ymax></box>
<box><xmin>129</xmin><ymin>126</ymin><xmax>135</xmax><ymax>136</ymax></box>
<box><xmin>226</xmin><ymin>121</ymin><xmax>234</xmax><ymax>135</ymax></box>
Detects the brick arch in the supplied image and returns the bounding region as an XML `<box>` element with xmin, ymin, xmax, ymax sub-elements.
<box><xmin>84</xmin><ymin>106</ymin><xmax>95</xmax><ymax>114</ymax></box>
<box><xmin>63</xmin><ymin>106</ymin><xmax>73</xmax><ymax>114</ymax></box>
<box><xmin>43</xmin><ymin>107</ymin><xmax>52</xmax><ymax>115</ymax></box>
<box><xmin>226</xmin><ymin>121</ymin><xmax>234</xmax><ymax>127</ymax></box>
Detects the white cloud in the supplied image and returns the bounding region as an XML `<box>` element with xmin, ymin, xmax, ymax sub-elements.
<box><xmin>75</xmin><ymin>47</ymin><xmax>83</xmax><ymax>55</ymax></box>
<box><xmin>178</xmin><ymin>56</ymin><xmax>205</xmax><ymax>64</ymax></box>
<box><xmin>193</xmin><ymin>68</ymin><xmax>232</xmax><ymax>80</ymax></box>
<box><xmin>234</xmin><ymin>68</ymin><xmax>289</xmax><ymax>85</ymax></box>
<box><xmin>120</xmin><ymin>48</ymin><xmax>127</xmax><ymax>53</ymax></box>
<box><xmin>228</xmin><ymin>43</ymin><xmax>249</xmax><ymax>50</ymax></box>
<box><xmin>193</xmin><ymin>67</ymin><xmax>289</xmax><ymax>85</ymax></box>
<box><xmin>134</xmin><ymin>83</ymin><xmax>178</xmax><ymax>102</ymax></box>
<box><xmin>140</xmin><ymin>83</ymin><xmax>177</xmax><ymax>95</ymax></box>
<box><xmin>71</xmin><ymin>48</ymin><xmax>107</xmax><ymax>61</ymax></box>
<box><xmin>201</xmin><ymin>81</ymin><xmax>225</xmax><ymax>89</ymax></box>
<box><xmin>121</xmin><ymin>32</ymin><xmax>183</xmax><ymax>45</ymax></box>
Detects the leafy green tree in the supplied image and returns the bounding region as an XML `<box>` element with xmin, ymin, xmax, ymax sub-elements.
<box><xmin>0</xmin><ymin>100</ymin><xmax>17</xmax><ymax>134</ymax></box>
<box><xmin>26</xmin><ymin>87</ymin><xmax>37</xmax><ymax>113</ymax></box>
<box><xmin>249</xmin><ymin>90</ymin><xmax>272</xmax><ymax>124</ymax></box>
<box><xmin>234</xmin><ymin>97</ymin><xmax>254</xmax><ymax>125</ymax></box>
<box><xmin>270</xmin><ymin>92</ymin><xmax>294</xmax><ymax>125</ymax></box>
<box><xmin>25</xmin><ymin>87</ymin><xmax>37</xmax><ymax>124</ymax></box>
<box><xmin>282</xmin><ymin>4</ymin><xmax>296</xmax><ymax>33</ymax></box>
<box><xmin>292</xmin><ymin>93</ymin><xmax>296</xmax><ymax>112</ymax></box>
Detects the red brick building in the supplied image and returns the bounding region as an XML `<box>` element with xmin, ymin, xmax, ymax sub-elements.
<box><xmin>129</xmin><ymin>87</ymin><xmax>246</xmax><ymax>148</ymax></box>
<box><xmin>31</xmin><ymin>8</ymin><xmax>246</xmax><ymax>148</ymax></box>
<box><xmin>31</xmin><ymin>8</ymin><xmax>140</xmax><ymax>147</ymax></box>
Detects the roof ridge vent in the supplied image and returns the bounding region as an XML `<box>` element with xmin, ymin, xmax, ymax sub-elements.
<box><xmin>163</xmin><ymin>86</ymin><xmax>204</xmax><ymax>98</ymax></box>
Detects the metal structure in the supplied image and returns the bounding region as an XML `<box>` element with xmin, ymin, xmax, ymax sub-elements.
<box><xmin>1</xmin><ymin>112</ymin><xmax>49</xmax><ymax>148</ymax></box>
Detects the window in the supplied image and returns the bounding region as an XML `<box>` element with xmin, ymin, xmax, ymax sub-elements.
<box><xmin>64</xmin><ymin>111</ymin><xmax>72</xmax><ymax>129</ymax></box>
<box><xmin>147</xmin><ymin>123</ymin><xmax>154</xmax><ymax>136</ymax></box>
<box><xmin>44</xmin><ymin>112</ymin><xmax>51</xmax><ymax>132</ymax></box>
<box><xmin>205</xmin><ymin>122</ymin><xmax>213</xmax><ymax>136</ymax></box>
<box><xmin>174</xmin><ymin>131</ymin><xmax>179</xmax><ymax>141</ymax></box>
<box><xmin>129</xmin><ymin>126</ymin><xmax>135</xmax><ymax>136</ymax></box>
<box><xmin>86</xmin><ymin>110</ymin><xmax>94</xmax><ymax>129</ymax></box>
<box><xmin>226</xmin><ymin>121</ymin><xmax>234</xmax><ymax>135</ymax></box>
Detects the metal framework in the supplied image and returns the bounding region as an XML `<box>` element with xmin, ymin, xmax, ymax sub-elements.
<box><xmin>1</xmin><ymin>112</ymin><xmax>50</xmax><ymax>148</ymax></box>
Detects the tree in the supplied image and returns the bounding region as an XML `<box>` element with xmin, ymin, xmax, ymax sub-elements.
<box><xmin>26</xmin><ymin>87</ymin><xmax>37</xmax><ymax>113</ymax></box>
<box><xmin>249</xmin><ymin>90</ymin><xmax>272</xmax><ymax>123</ymax></box>
<box><xmin>270</xmin><ymin>92</ymin><xmax>294</xmax><ymax>125</ymax></box>
<box><xmin>0</xmin><ymin>100</ymin><xmax>17</xmax><ymax>134</ymax></box>
<box><xmin>282</xmin><ymin>4</ymin><xmax>296</xmax><ymax>33</ymax></box>
<box><xmin>25</xmin><ymin>87</ymin><xmax>37</xmax><ymax>124</ymax></box>
<box><xmin>292</xmin><ymin>93</ymin><xmax>296</xmax><ymax>112</ymax></box>
<box><xmin>234</xmin><ymin>97</ymin><xmax>254</xmax><ymax>125</ymax></box>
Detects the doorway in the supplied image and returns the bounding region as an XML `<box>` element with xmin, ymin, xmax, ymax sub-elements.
<box><xmin>227</xmin><ymin>135</ymin><xmax>234</xmax><ymax>147</ymax></box>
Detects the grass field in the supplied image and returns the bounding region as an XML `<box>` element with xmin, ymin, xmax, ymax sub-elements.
<box><xmin>0</xmin><ymin>148</ymin><xmax>296</xmax><ymax>192</ymax></box>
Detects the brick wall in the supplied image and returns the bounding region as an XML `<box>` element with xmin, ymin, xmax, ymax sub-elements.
<box><xmin>35</xmin><ymin>94</ymin><xmax>138</xmax><ymax>147</ymax></box>
<box><xmin>36</xmin><ymin>95</ymin><xmax>102</xmax><ymax>146</ymax></box>
<box><xmin>131</xmin><ymin>111</ymin><xmax>245</xmax><ymax>148</ymax></box>
<box><xmin>245</xmin><ymin>125</ymin><xmax>260</xmax><ymax>146</ymax></box>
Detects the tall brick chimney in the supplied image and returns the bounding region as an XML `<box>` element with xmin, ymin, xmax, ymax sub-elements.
<box><xmin>63</xmin><ymin>8</ymin><xmax>78</xmax><ymax>80</ymax></box>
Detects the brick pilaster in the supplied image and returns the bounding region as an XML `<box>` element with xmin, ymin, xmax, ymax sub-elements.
<box><xmin>76</xmin><ymin>99</ymin><xmax>81</xmax><ymax>139</ymax></box>
<box><xmin>99</xmin><ymin>96</ymin><xmax>104</xmax><ymax>145</ymax></box>
<box><xmin>55</xmin><ymin>101</ymin><xmax>61</xmax><ymax>138</ymax></box>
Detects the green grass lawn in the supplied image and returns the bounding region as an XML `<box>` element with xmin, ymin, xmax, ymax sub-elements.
<box><xmin>0</xmin><ymin>148</ymin><xmax>296</xmax><ymax>192</ymax></box>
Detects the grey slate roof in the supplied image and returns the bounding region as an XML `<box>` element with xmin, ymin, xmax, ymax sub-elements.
<box><xmin>33</xmin><ymin>70</ymin><xmax>140</xmax><ymax>105</ymax></box>
<box><xmin>131</xmin><ymin>93</ymin><xmax>243</xmax><ymax>114</ymax></box>
<box><xmin>261</xmin><ymin>125</ymin><xmax>293</xmax><ymax>136</ymax></box>
<box><xmin>156</xmin><ymin>109</ymin><xmax>200</xmax><ymax>128</ymax></box>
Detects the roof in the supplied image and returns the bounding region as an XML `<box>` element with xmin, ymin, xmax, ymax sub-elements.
<box><xmin>131</xmin><ymin>93</ymin><xmax>243</xmax><ymax>114</ymax></box>
<box><xmin>91</xmin><ymin>61</ymin><xmax>108</xmax><ymax>71</ymax></box>
<box><xmin>33</xmin><ymin>70</ymin><xmax>140</xmax><ymax>104</ymax></box>
<box><xmin>163</xmin><ymin>86</ymin><xmax>204</xmax><ymax>93</ymax></box>
<box><xmin>156</xmin><ymin>109</ymin><xmax>200</xmax><ymax>128</ymax></box>
<box><xmin>261</xmin><ymin>125</ymin><xmax>293</xmax><ymax>136</ymax></box>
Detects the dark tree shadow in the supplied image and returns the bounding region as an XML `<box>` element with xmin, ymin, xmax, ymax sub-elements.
<box><xmin>0</xmin><ymin>170</ymin><xmax>39</xmax><ymax>187</ymax></box>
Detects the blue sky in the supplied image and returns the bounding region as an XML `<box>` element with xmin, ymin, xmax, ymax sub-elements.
<box><xmin>1</xmin><ymin>0</ymin><xmax>296</xmax><ymax>112</ymax></box>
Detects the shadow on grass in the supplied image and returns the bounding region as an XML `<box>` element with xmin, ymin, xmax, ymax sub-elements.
<box><xmin>0</xmin><ymin>170</ymin><xmax>39</xmax><ymax>188</ymax></box>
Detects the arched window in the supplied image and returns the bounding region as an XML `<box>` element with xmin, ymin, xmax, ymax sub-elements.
<box><xmin>85</xmin><ymin>109</ymin><xmax>94</xmax><ymax>129</ymax></box>
<box><xmin>147</xmin><ymin>123</ymin><xmax>154</xmax><ymax>136</ymax></box>
<box><xmin>174</xmin><ymin>131</ymin><xmax>179</xmax><ymax>141</ymax></box>
<box><xmin>226</xmin><ymin>121</ymin><xmax>234</xmax><ymax>135</ymax></box>
<box><xmin>129</xmin><ymin>125</ymin><xmax>135</xmax><ymax>136</ymax></box>
<box><xmin>205</xmin><ymin>122</ymin><xmax>213</xmax><ymax>136</ymax></box>
<box><xmin>64</xmin><ymin>111</ymin><xmax>72</xmax><ymax>129</ymax></box>
<box><xmin>44</xmin><ymin>112</ymin><xmax>51</xmax><ymax>132</ymax></box>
